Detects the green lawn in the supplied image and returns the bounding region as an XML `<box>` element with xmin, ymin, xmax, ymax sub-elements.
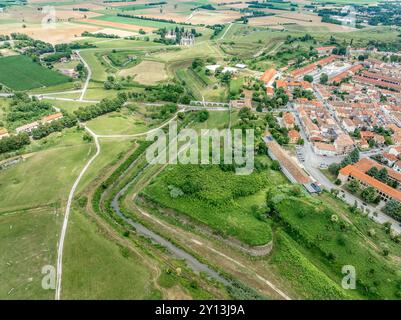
<box><xmin>77</xmin><ymin>137</ymin><xmax>136</xmax><ymax>194</ymax></box>
<box><xmin>190</xmin><ymin>110</ymin><xmax>230</xmax><ymax>131</ymax></box>
<box><xmin>269</xmin><ymin>230</ymin><xmax>350</xmax><ymax>299</ymax></box>
<box><xmin>61</xmin><ymin>208</ymin><xmax>160</xmax><ymax>299</ymax></box>
<box><xmin>0</xmin><ymin>206</ymin><xmax>62</xmax><ymax>299</ymax></box>
<box><xmin>85</xmin><ymin>105</ymin><xmax>163</xmax><ymax>136</ymax></box>
<box><xmin>0</xmin><ymin>55</ymin><xmax>70</xmax><ymax>91</ymax></box>
<box><xmin>0</xmin><ymin>130</ymin><xmax>93</xmax><ymax>212</ymax></box>
<box><xmin>0</xmin><ymin>98</ymin><xmax>7</xmax><ymax>126</ymax></box>
<box><xmin>79</xmin><ymin>51</ymin><xmax>109</xmax><ymax>82</ymax></box>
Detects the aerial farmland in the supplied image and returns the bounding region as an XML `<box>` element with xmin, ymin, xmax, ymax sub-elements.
<box><xmin>0</xmin><ymin>0</ymin><xmax>401</xmax><ymax>309</ymax></box>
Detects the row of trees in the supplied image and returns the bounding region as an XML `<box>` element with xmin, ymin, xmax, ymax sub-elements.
<box><xmin>148</xmin><ymin>103</ymin><xmax>178</xmax><ymax>120</ymax></box>
<box><xmin>31</xmin><ymin>114</ymin><xmax>78</xmax><ymax>140</ymax></box>
<box><xmin>74</xmin><ymin>95</ymin><xmax>127</xmax><ymax>122</ymax></box>
<box><xmin>346</xmin><ymin>179</ymin><xmax>381</xmax><ymax>204</ymax></box>
<box><xmin>143</xmin><ymin>83</ymin><xmax>189</xmax><ymax>104</ymax></box>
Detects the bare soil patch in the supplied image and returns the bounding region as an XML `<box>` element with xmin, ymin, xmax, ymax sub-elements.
<box><xmin>188</xmin><ymin>9</ymin><xmax>242</xmax><ymax>24</ymax></box>
<box><xmin>0</xmin><ymin>22</ymin><xmax>101</xmax><ymax>44</ymax></box>
<box><xmin>81</xmin><ymin>18</ymin><xmax>155</xmax><ymax>32</ymax></box>
<box><xmin>248</xmin><ymin>12</ymin><xmax>356</xmax><ymax>32</ymax></box>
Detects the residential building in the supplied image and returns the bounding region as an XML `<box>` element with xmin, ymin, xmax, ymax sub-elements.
<box><xmin>334</xmin><ymin>134</ymin><xmax>354</xmax><ymax>155</ymax></box>
<box><xmin>288</xmin><ymin>129</ymin><xmax>300</xmax><ymax>144</ymax></box>
<box><xmin>342</xmin><ymin>118</ymin><xmax>356</xmax><ymax>133</ymax></box>
<box><xmin>283</xmin><ymin>112</ymin><xmax>295</xmax><ymax>129</ymax></box>
<box><xmin>394</xmin><ymin>160</ymin><xmax>401</xmax><ymax>173</ymax></box>
<box><xmin>338</xmin><ymin>164</ymin><xmax>401</xmax><ymax>203</ymax></box>
<box><xmin>389</xmin><ymin>145</ymin><xmax>401</xmax><ymax>157</ymax></box>
<box><xmin>42</xmin><ymin>113</ymin><xmax>63</xmax><ymax>123</ymax></box>
<box><xmin>316</xmin><ymin>46</ymin><xmax>336</xmax><ymax>57</ymax></box>
<box><xmin>260</xmin><ymin>69</ymin><xmax>277</xmax><ymax>86</ymax></box>
<box><xmin>313</xmin><ymin>142</ymin><xmax>337</xmax><ymax>156</ymax></box>
<box><xmin>383</xmin><ymin>152</ymin><xmax>398</xmax><ymax>167</ymax></box>
<box><xmin>16</xmin><ymin>121</ymin><xmax>39</xmax><ymax>133</ymax></box>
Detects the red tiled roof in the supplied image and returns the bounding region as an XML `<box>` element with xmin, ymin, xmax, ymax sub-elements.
<box><xmin>42</xmin><ymin>113</ymin><xmax>63</xmax><ymax>122</ymax></box>
<box><xmin>339</xmin><ymin>164</ymin><xmax>401</xmax><ymax>202</ymax></box>
<box><xmin>354</xmin><ymin>158</ymin><xmax>401</xmax><ymax>183</ymax></box>
<box><xmin>314</xmin><ymin>142</ymin><xmax>336</xmax><ymax>151</ymax></box>
<box><xmin>383</xmin><ymin>152</ymin><xmax>398</xmax><ymax>162</ymax></box>
<box><xmin>330</xmin><ymin>64</ymin><xmax>363</xmax><ymax>83</ymax></box>
<box><xmin>291</xmin><ymin>55</ymin><xmax>338</xmax><ymax>77</ymax></box>
<box><xmin>260</xmin><ymin>69</ymin><xmax>276</xmax><ymax>83</ymax></box>
<box><xmin>288</xmin><ymin>129</ymin><xmax>300</xmax><ymax>140</ymax></box>
<box><xmin>316</xmin><ymin>46</ymin><xmax>336</xmax><ymax>51</ymax></box>
<box><xmin>283</xmin><ymin>112</ymin><xmax>295</xmax><ymax>125</ymax></box>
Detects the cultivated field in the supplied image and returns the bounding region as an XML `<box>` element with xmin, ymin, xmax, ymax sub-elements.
<box><xmin>248</xmin><ymin>11</ymin><xmax>356</xmax><ymax>32</ymax></box>
<box><xmin>0</xmin><ymin>55</ymin><xmax>70</xmax><ymax>90</ymax></box>
<box><xmin>0</xmin><ymin>22</ymin><xmax>101</xmax><ymax>44</ymax></box>
<box><xmin>188</xmin><ymin>9</ymin><xmax>242</xmax><ymax>24</ymax></box>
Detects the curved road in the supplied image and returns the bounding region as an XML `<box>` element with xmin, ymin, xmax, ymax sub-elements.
<box><xmin>55</xmin><ymin>126</ymin><xmax>100</xmax><ymax>300</ymax></box>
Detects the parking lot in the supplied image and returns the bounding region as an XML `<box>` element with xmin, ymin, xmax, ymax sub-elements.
<box><xmin>295</xmin><ymin>145</ymin><xmax>305</xmax><ymax>162</ymax></box>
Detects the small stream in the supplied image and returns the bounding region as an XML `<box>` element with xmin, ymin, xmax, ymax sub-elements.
<box><xmin>110</xmin><ymin>170</ymin><xmax>230</xmax><ymax>286</ymax></box>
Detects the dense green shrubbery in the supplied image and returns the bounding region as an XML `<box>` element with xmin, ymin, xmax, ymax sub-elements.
<box><xmin>158</xmin><ymin>164</ymin><xmax>270</xmax><ymax>206</ymax></box>
<box><xmin>142</xmin><ymin>162</ymin><xmax>279</xmax><ymax>246</ymax></box>
<box><xmin>0</xmin><ymin>132</ymin><xmax>30</xmax><ymax>154</ymax></box>
<box><xmin>7</xmin><ymin>99</ymin><xmax>52</xmax><ymax>127</ymax></box>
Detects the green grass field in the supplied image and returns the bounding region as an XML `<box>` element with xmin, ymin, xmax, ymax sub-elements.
<box><xmin>190</xmin><ymin>110</ymin><xmax>230</xmax><ymax>131</ymax></box>
<box><xmin>61</xmin><ymin>208</ymin><xmax>160</xmax><ymax>299</ymax></box>
<box><xmin>0</xmin><ymin>55</ymin><xmax>70</xmax><ymax>91</ymax></box>
<box><xmin>0</xmin><ymin>130</ymin><xmax>93</xmax><ymax>213</ymax></box>
<box><xmin>79</xmin><ymin>51</ymin><xmax>109</xmax><ymax>82</ymax></box>
<box><xmin>94</xmin><ymin>14</ymin><xmax>183</xmax><ymax>29</ymax></box>
<box><xmin>86</xmin><ymin>104</ymin><xmax>174</xmax><ymax>136</ymax></box>
<box><xmin>0</xmin><ymin>206</ymin><xmax>62</xmax><ymax>299</ymax></box>
<box><xmin>269</xmin><ymin>230</ymin><xmax>349</xmax><ymax>299</ymax></box>
<box><xmin>77</xmin><ymin>137</ymin><xmax>136</xmax><ymax>194</ymax></box>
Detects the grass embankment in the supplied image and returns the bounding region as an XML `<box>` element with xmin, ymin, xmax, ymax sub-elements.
<box><xmin>271</xmin><ymin>188</ymin><xmax>401</xmax><ymax>299</ymax></box>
